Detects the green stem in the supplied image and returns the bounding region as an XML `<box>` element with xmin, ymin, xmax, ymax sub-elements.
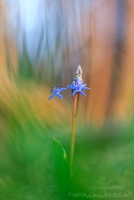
<box><xmin>60</xmin><ymin>99</ymin><xmax>71</xmax><ymax>124</ymax></box>
<box><xmin>70</xmin><ymin>93</ymin><xmax>79</xmax><ymax>172</ymax></box>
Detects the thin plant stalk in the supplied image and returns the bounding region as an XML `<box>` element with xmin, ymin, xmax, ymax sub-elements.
<box><xmin>70</xmin><ymin>93</ymin><xmax>79</xmax><ymax>172</ymax></box>
<box><xmin>60</xmin><ymin>99</ymin><xmax>71</xmax><ymax>124</ymax></box>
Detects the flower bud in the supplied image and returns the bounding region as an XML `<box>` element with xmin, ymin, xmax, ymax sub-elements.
<box><xmin>74</xmin><ymin>65</ymin><xmax>83</xmax><ymax>81</ymax></box>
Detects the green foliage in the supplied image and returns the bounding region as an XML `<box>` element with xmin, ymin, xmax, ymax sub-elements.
<box><xmin>52</xmin><ymin>138</ymin><xmax>70</xmax><ymax>196</ymax></box>
<box><xmin>0</xmin><ymin>97</ymin><xmax>134</xmax><ymax>200</ymax></box>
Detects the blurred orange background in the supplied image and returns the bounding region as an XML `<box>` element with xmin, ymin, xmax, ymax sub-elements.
<box><xmin>0</xmin><ymin>0</ymin><xmax>134</xmax><ymax>125</ymax></box>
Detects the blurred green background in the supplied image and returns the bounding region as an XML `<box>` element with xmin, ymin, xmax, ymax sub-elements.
<box><xmin>0</xmin><ymin>0</ymin><xmax>134</xmax><ymax>199</ymax></box>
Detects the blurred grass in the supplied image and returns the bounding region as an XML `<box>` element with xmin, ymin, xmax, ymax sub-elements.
<box><xmin>0</xmin><ymin>58</ymin><xmax>134</xmax><ymax>200</ymax></box>
<box><xmin>0</xmin><ymin>1</ymin><xmax>134</xmax><ymax>199</ymax></box>
<box><xmin>0</xmin><ymin>40</ymin><xmax>134</xmax><ymax>200</ymax></box>
<box><xmin>0</xmin><ymin>85</ymin><xmax>134</xmax><ymax>199</ymax></box>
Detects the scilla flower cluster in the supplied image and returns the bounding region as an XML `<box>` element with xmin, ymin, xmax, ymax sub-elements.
<box><xmin>48</xmin><ymin>65</ymin><xmax>90</xmax><ymax>100</ymax></box>
<box><xmin>48</xmin><ymin>65</ymin><xmax>90</xmax><ymax>173</ymax></box>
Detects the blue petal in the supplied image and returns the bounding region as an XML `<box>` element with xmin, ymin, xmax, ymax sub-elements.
<box><xmin>51</xmin><ymin>90</ymin><xmax>56</xmax><ymax>93</ymax></box>
<box><xmin>67</xmin><ymin>85</ymin><xmax>76</xmax><ymax>90</ymax></box>
<box><xmin>57</xmin><ymin>94</ymin><xmax>63</xmax><ymax>99</ymax></box>
<box><xmin>81</xmin><ymin>83</ymin><xmax>87</xmax><ymax>89</ymax></box>
<box><xmin>59</xmin><ymin>88</ymin><xmax>66</xmax><ymax>92</ymax></box>
<box><xmin>51</xmin><ymin>89</ymin><xmax>57</xmax><ymax>93</ymax></box>
<box><xmin>79</xmin><ymin>91</ymin><xmax>86</xmax><ymax>96</ymax></box>
<box><xmin>48</xmin><ymin>93</ymin><xmax>56</xmax><ymax>100</ymax></box>
<box><xmin>72</xmin><ymin>90</ymin><xmax>79</xmax><ymax>97</ymax></box>
<box><xmin>82</xmin><ymin>87</ymin><xmax>90</xmax><ymax>91</ymax></box>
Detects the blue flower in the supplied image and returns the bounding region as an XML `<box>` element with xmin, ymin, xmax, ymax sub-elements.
<box><xmin>68</xmin><ymin>78</ymin><xmax>90</xmax><ymax>97</ymax></box>
<box><xmin>48</xmin><ymin>84</ymin><xmax>66</xmax><ymax>100</ymax></box>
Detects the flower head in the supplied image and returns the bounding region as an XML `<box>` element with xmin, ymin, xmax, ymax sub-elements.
<box><xmin>48</xmin><ymin>84</ymin><xmax>66</xmax><ymax>100</ymax></box>
<box><xmin>67</xmin><ymin>65</ymin><xmax>90</xmax><ymax>97</ymax></box>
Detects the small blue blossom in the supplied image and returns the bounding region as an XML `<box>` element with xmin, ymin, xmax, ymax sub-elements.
<box><xmin>68</xmin><ymin>78</ymin><xmax>90</xmax><ymax>97</ymax></box>
<box><xmin>48</xmin><ymin>84</ymin><xmax>66</xmax><ymax>100</ymax></box>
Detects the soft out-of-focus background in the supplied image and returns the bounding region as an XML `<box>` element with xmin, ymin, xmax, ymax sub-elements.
<box><xmin>1</xmin><ymin>0</ymin><xmax>134</xmax><ymax>199</ymax></box>
<box><xmin>1</xmin><ymin>0</ymin><xmax>134</xmax><ymax>124</ymax></box>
